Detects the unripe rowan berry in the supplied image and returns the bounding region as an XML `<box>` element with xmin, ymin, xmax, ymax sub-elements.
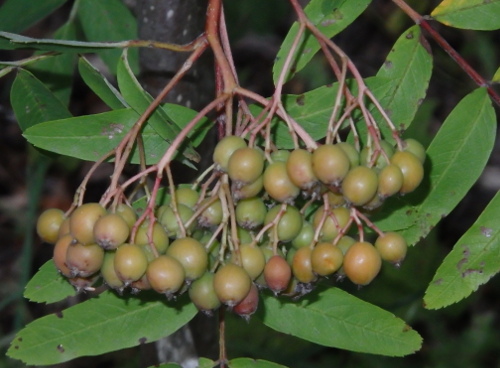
<box><xmin>286</xmin><ymin>149</ymin><xmax>318</xmax><ymax>190</ymax></box>
<box><xmin>343</xmin><ymin>241</ymin><xmax>381</xmax><ymax>285</ymax></box>
<box><xmin>66</xmin><ymin>242</ymin><xmax>104</xmax><ymax>278</ymax></box>
<box><xmin>263</xmin><ymin>161</ymin><xmax>300</xmax><ymax>203</ymax></box>
<box><xmin>114</xmin><ymin>243</ymin><xmax>148</xmax><ymax>284</ymax></box>
<box><xmin>235</xmin><ymin>197</ymin><xmax>267</xmax><ymax>229</ymax></box>
<box><xmin>69</xmin><ymin>203</ymin><xmax>106</xmax><ymax>245</ymax></box>
<box><xmin>189</xmin><ymin>271</ymin><xmax>221</xmax><ymax>313</ymax></box>
<box><xmin>292</xmin><ymin>246</ymin><xmax>316</xmax><ymax>283</ymax></box>
<box><xmin>264</xmin><ymin>255</ymin><xmax>292</xmax><ymax>294</ymax></box>
<box><xmin>312</xmin><ymin>144</ymin><xmax>350</xmax><ymax>185</ymax></box>
<box><xmin>390</xmin><ymin>151</ymin><xmax>424</xmax><ymax>194</ymax></box>
<box><xmin>311</xmin><ymin>242</ymin><xmax>343</xmax><ymax>276</ymax></box>
<box><xmin>228</xmin><ymin>147</ymin><xmax>265</xmax><ymax>186</ymax></box>
<box><xmin>233</xmin><ymin>283</ymin><xmax>259</xmax><ymax>320</ymax></box>
<box><xmin>374</xmin><ymin>232</ymin><xmax>408</xmax><ymax>265</ymax></box>
<box><xmin>37</xmin><ymin>208</ymin><xmax>65</xmax><ymax>244</ymax></box>
<box><xmin>213</xmin><ymin>263</ymin><xmax>252</xmax><ymax>307</ymax></box>
<box><xmin>93</xmin><ymin>213</ymin><xmax>130</xmax><ymax>250</ymax></box>
<box><xmin>213</xmin><ymin>136</ymin><xmax>247</xmax><ymax>172</ymax></box>
<box><xmin>147</xmin><ymin>255</ymin><xmax>185</xmax><ymax>296</ymax></box>
<box><xmin>166</xmin><ymin>237</ymin><xmax>208</xmax><ymax>281</ymax></box>
<box><xmin>341</xmin><ymin>166</ymin><xmax>378</xmax><ymax>206</ymax></box>
<box><xmin>264</xmin><ymin>205</ymin><xmax>303</xmax><ymax>242</ymax></box>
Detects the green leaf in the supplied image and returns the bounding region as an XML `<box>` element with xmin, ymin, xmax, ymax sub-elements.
<box><xmin>23</xmin><ymin>108</ymin><xmax>170</xmax><ymax>164</ymax></box>
<box><xmin>78</xmin><ymin>56</ymin><xmax>128</xmax><ymax>110</ymax></box>
<box><xmin>374</xmin><ymin>88</ymin><xmax>496</xmax><ymax>245</ymax></box>
<box><xmin>373</xmin><ymin>25</ymin><xmax>433</xmax><ymax>140</ymax></box>
<box><xmin>229</xmin><ymin>358</ymin><xmax>289</xmax><ymax>368</ymax></box>
<box><xmin>8</xmin><ymin>291</ymin><xmax>197</xmax><ymax>365</ymax></box>
<box><xmin>198</xmin><ymin>357</ymin><xmax>216</xmax><ymax>368</ymax></box>
<box><xmin>29</xmin><ymin>21</ymin><xmax>78</xmax><ymax>106</ymax></box>
<box><xmin>492</xmin><ymin>65</ymin><xmax>500</xmax><ymax>83</ymax></box>
<box><xmin>150</xmin><ymin>364</ymin><xmax>182</xmax><ymax>368</ymax></box>
<box><xmin>259</xmin><ymin>287</ymin><xmax>422</xmax><ymax>356</ymax></box>
<box><xmin>11</xmin><ymin>69</ymin><xmax>71</xmax><ymax>131</ymax></box>
<box><xmin>0</xmin><ymin>0</ymin><xmax>67</xmax><ymax>33</ymax></box>
<box><xmin>117</xmin><ymin>49</ymin><xmax>200</xmax><ymax>163</ymax></box>
<box><xmin>0</xmin><ymin>31</ymin><xmax>130</xmax><ymax>52</ymax></box>
<box><xmin>163</xmin><ymin>103</ymin><xmax>212</xmax><ymax>148</ymax></box>
<box><xmin>78</xmin><ymin>0</ymin><xmax>139</xmax><ymax>74</ymax></box>
<box><xmin>273</xmin><ymin>0</ymin><xmax>371</xmax><ymax>84</ymax></box>
<box><xmin>424</xmin><ymin>191</ymin><xmax>500</xmax><ymax>309</ymax></box>
<box><xmin>431</xmin><ymin>0</ymin><xmax>500</xmax><ymax>30</ymax></box>
<box><xmin>24</xmin><ymin>260</ymin><xmax>76</xmax><ymax>304</ymax></box>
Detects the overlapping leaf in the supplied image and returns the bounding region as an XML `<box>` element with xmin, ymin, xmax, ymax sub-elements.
<box><xmin>7</xmin><ymin>291</ymin><xmax>197</xmax><ymax>365</ymax></box>
<box><xmin>0</xmin><ymin>0</ymin><xmax>67</xmax><ymax>33</ymax></box>
<box><xmin>24</xmin><ymin>261</ymin><xmax>76</xmax><ymax>304</ymax></box>
<box><xmin>424</xmin><ymin>191</ymin><xmax>500</xmax><ymax>309</ymax></box>
<box><xmin>259</xmin><ymin>287</ymin><xmax>422</xmax><ymax>356</ymax></box>
<box><xmin>29</xmin><ymin>21</ymin><xmax>78</xmax><ymax>105</ymax></box>
<box><xmin>78</xmin><ymin>56</ymin><xmax>128</xmax><ymax>110</ymax></box>
<box><xmin>273</xmin><ymin>0</ymin><xmax>371</xmax><ymax>84</ymax></box>
<box><xmin>373</xmin><ymin>88</ymin><xmax>496</xmax><ymax>246</ymax></box>
<box><xmin>431</xmin><ymin>0</ymin><xmax>500</xmax><ymax>30</ymax></box>
<box><xmin>11</xmin><ymin>69</ymin><xmax>71</xmax><ymax>131</ymax></box>
<box><xmin>117</xmin><ymin>49</ymin><xmax>200</xmax><ymax>163</ymax></box>
<box><xmin>78</xmin><ymin>0</ymin><xmax>139</xmax><ymax>74</ymax></box>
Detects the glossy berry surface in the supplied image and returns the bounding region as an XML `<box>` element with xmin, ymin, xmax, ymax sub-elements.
<box><xmin>374</xmin><ymin>232</ymin><xmax>408</xmax><ymax>265</ymax></box>
<box><xmin>166</xmin><ymin>237</ymin><xmax>208</xmax><ymax>280</ymax></box>
<box><xmin>114</xmin><ymin>243</ymin><xmax>148</xmax><ymax>283</ymax></box>
<box><xmin>312</xmin><ymin>144</ymin><xmax>350</xmax><ymax>185</ymax></box>
<box><xmin>234</xmin><ymin>244</ymin><xmax>266</xmax><ymax>280</ymax></box>
<box><xmin>341</xmin><ymin>166</ymin><xmax>378</xmax><ymax>206</ymax></box>
<box><xmin>227</xmin><ymin>147</ymin><xmax>264</xmax><ymax>186</ymax></box>
<box><xmin>233</xmin><ymin>283</ymin><xmax>259</xmax><ymax>320</ymax></box>
<box><xmin>390</xmin><ymin>151</ymin><xmax>424</xmax><ymax>194</ymax></box>
<box><xmin>69</xmin><ymin>203</ymin><xmax>106</xmax><ymax>245</ymax></box>
<box><xmin>53</xmin><ymin>234</ymin><xmax>73</xmax><ymax>277</ymax></box>
<box><xmin>343</xmin><ymin>241</ymin><xmax>381</xmax><ymax>286</ymax></box>
<box><xmin>213</xmin><ymin>263</ymin><xmax>252</xmax><ymax>306</ymax></box>
<box><xmin>93</xmin><ymin>213</ymin><xmax>130</xmax><ymax>250</ymax></box>
<box><xmin>235</xmin><ymin>197</ymin><xmax>267</xmax><ymax>229</ymax></box>
<box><xmin>292</xmin><ymin>246</ymin><xmax>316</xmax><ymax>283</ymax></box>
<box><xmin>213</xmin><ymin>136</ymin><xmax>247</xmax><ymax>172</ymax></box>
<box><xmin>264</xmin><ymin>255</ymin><xmax>292</xmax><ymax>293</ymax></box>
<box><xmin>263</xmin><ymin>161</ymin><xmax>300</xmax><ymax>203</ymax></box>
<box><xmin>65</xmin><ymin>242</ymin><xmax>104</xmax><ymax>278</ymax></box>
<box><xmin>37</xmin><ymin>208</ymin><xmax>65</xmax><ymax>244</ymax></box>
<box><xmin>264</xmin><ymin>205</ymin><xmax>303</xmax><ymax>242</ymax></box>
<box><xmin>146</xmin><ymin>255</ymin><xmax>185</xmax><ymax>295</ymax></box>
<box><xmin>377</xmin><ymin>164</ymin><xmax>404</xmax><ymax>198</ymax></box>
<box><xmin>311</xmin><ymin>242</ymin><xmax>344</xmax><ymax>276</ymax></box>
<box><xmin>189</xmin><ymin>271</ymin><xmax>221</xmax><ymax>313</ymax></box>
<box><xmin>286</xmin><ymin>149</ymin><xmax>318</xmax><ymax>190</ymax></box>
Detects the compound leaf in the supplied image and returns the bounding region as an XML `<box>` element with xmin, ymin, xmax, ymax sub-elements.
<box><xmin>431</xmin><ymin>0</ymin><xmax>500</xmax><ymax>30</ymax></box>
<box><xmin>7</xmin><ymin>291</ymin><xmax>197</xmax><ymax>365</ymax></box>
<box><xmin>24</xmin><ymin>261</ymin><xmax>76</xmax><ymax>304</ymax></box>
<box><xmin>259</xmin><ymin>287</ymin><xmax>422</xmax><ymax>356</ymax></box>
<box><xmin>273</xmin><ymin>0</ymin><xmax>371</xmax><ymax>84</ymax></box>
<box><xmin>424</xmin><ymin>191</ymin><xmax>500</xmax><ymax>309</ymax></box>
<box><xmin>78</xmin><ymin>0</ymin><xmax>138</xmax><ymax>74</ymax></box>
<box><xmin>374</xmin><ymin>88</ymin><xmax>496</xmax><ymax>245</ymax></box>
<box><xmin>11</xmin><ymin>69</ymin><xmax>71</xmax><ymax>131</ymax></box>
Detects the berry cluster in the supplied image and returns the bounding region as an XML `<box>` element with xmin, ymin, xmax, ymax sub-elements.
<box><xmin>37</xmin><ymin>134</ymin><xmax>425</xmax><ymax>319</ymax></box>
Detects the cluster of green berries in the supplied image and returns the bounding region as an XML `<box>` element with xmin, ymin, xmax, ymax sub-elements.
<box><xmin>36</xmin><ymin>135</ymin><xmax>424</xmax><ymax>319</ymax></box>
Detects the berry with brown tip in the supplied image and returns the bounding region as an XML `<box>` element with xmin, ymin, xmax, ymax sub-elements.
<box><xmin>264</xmin><ymin>255</ymin><xmax>292</xmax><ymax>294</ymax></box>
<box><xmin>114</xmin><ymin>243</ymin><xmax>148</xmax><ymax>284</ymax></box>
<box><xmin>101</xmin><ymin>251</ymin><xmax>125</xmax><ymax>290</ymax></box>
<box><xmin>197</xmin><ymin>198</ymin><xmax>223</xmax><ymax>228</ymax></box>
<box><xmin>374</xmin><ymin>232</ymin><xmax>408</xmax><ymax>265</ymax></box>
<box><xmin>232</xmin><ymin>175</ymin><xmax>264</xmax><ymax>200</ymax></box>
<box><xmin>147</xmin><ymin>255</ymin><xmax>185</xmax><ymax>296</ymax></box>
<box><xmin>235</xmin><ymin>197</ymin><xmax>267</xmax><ymax>230</ymax></box>
<box><xmin>233</xmin><ymin>283</ymin><xmax>259</xmax><ymax>320</ymax></box>
<box><xmin>65</xmin><ymin>242</ymin><xmax>104</xmax><ymax>278</ymax></box>
<box><xmin>93</xmin><ymin>213</ymin><xmax>130</xmax><ymax>250</ymax></box>
<box><xmin>213</xmin><ymin>263</ymin><xmax>252</xmax><ymax>307</ymax></box>
<box><xmin>228</xmin><ymin>147</ymin><xmax>265</xmax><ymax>186</ymax></box>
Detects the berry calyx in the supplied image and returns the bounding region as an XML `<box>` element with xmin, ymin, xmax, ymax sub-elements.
<box><xmin>213</xmin><ymin>263</ymin><xmax>252</xmax><ymax>307</ymax></box>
